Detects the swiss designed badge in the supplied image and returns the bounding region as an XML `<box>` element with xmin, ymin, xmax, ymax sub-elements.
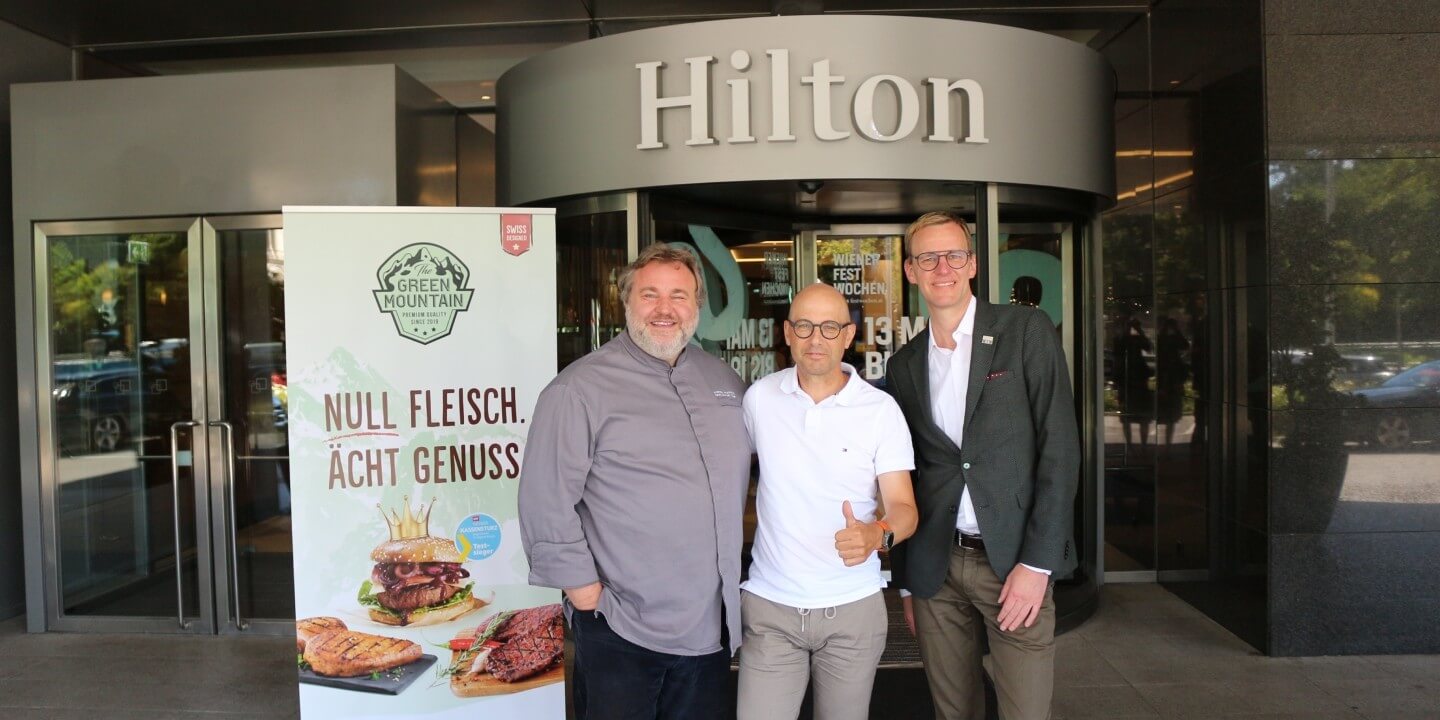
<box><xmin>502</xmin><ymin>214</ymin><xmax>532</xmax><ymax>257</ymax></box>
<box><xmin>373</xmin><ymin>243</ymin><xmax>474</xmax><ymax>345</ymax></box>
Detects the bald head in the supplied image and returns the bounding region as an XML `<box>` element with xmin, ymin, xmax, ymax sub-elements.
<box><xmin>790</xmin><ymin>282</ymin><xmax>849</xmax><ymax>324</ymax></box>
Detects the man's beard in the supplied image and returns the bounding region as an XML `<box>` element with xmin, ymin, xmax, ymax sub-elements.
<box><xmin>626</xmin><ymin>305</ymin><xmax>698</xmax><ymax>362</ymax></box>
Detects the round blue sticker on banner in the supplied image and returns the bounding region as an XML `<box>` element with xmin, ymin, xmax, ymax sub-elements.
<box><xmin>455</xmin><ymin>513</ymin><xmax>502</xmax><ymax>561</ymax></box>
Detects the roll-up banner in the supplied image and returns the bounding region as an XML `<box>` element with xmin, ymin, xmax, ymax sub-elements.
<box><xmin>283</xmin><ymin>207</ymin><xmax>561</xmax><ymax>719</ymax></box>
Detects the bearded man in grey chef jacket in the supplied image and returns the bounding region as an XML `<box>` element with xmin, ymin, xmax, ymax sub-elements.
<box><xmin>519</xmin><ymin>243</ymin><xmax>751</xmax><ymax>720</ymax></box>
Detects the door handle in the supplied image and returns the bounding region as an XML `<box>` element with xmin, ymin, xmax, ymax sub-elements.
<box><xmin>209</xmin><ymin>420</ymin><xmax>248</xmax><ymax>631</ymax></box>
<box><xmin>169</xmin><ymin>420</ymin><xmax>200</xmax><ymax>630</ymax></box>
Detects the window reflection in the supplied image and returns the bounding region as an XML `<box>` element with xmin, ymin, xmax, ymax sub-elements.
<box><xmin>217</xmin><ymin>227</ymin><xmax>294</xmax><ymax>620</ymax></box>
<box><xmin>50</xmin><ymin>233</ymin><xmax>191</xmax><ymax>458</ymax></box>
<box><xmin>1267</xmin><ymin>157</ymin><xmax>1440</xmax><ymax>538</ymax></box>
<box><xmin>557</xmin><ymin>211</ymin><xmax>627</xmax><ymax>370</ymax></box>
<box><xmin>47</xmin><ymin>231</ymin><xmax>199</xmax><ymax>618</ymax></box>
<box><xmin>815</xmin><ymin>235</ymin><xmax>914</xmax><ymax>384</ymax></box>
<box><xmin>654</xmin><ymin>221</ymin><xmax>792</xmax><ymax>384</ymax></box>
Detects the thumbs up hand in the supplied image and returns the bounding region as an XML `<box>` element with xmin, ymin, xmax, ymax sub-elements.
<box><xmin>834</xmin><ymin>501</ymin><xmax>881</xmax><ymax>566</ymax></box>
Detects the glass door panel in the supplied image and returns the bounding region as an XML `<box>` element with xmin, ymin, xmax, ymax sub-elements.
<box><xmin>38</xmin><ymin>219</ymin><xmax>213</xmax><ymax>632</ymax></box>
<box><xmin>205</xmin><ymin>216</ymin><xmax>293</xmax><ymax>634</ymax></box>
<box><xmin>556</xmin><ymin>205</ymin><xmax>628</xmax><ymax>370</ymax></box>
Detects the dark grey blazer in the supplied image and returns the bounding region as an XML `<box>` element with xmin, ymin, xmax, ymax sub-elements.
<box><xmin>885</xmin><ymin>300</ymin><xmax>1081</xmax><ymax>598</ymax></box>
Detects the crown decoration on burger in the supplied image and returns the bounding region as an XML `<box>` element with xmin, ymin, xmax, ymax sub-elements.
<box><xmin>357</xmin><ymin>496</ymin><xmax>482</xmax><ymax>627</ymax></box>
<box><xmin>380</xmin><ymin>495</ymin><xmax>434</xmax><ymax>541</ymax></box>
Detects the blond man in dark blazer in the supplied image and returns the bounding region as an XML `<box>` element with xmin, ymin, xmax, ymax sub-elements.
<box><xmin>886</xmin><ymin>211</ymin><xmax>1080</xmax><ymax>720</ymax></box>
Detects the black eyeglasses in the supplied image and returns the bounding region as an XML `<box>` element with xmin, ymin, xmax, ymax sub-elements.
<box><xmin>910</xmin><ymin>250</ymin><xmax>973</xmax><ymax>271</ymax></box>
<box><xmin>788</xmin><ymin>319</ymin><xmax>853</xmax><ymax>340</ymax></box>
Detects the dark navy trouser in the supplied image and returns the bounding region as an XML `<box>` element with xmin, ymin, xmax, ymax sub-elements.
<box><xmin>569</xmin><ymin>608</ymin><xmax>730</xmax><ymax>720</ymax></box>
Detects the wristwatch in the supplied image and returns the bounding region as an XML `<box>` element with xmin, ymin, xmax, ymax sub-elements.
<box><xmin>876</xmin><ymin>519</ymin><xmax>894</xmax><ymax>553</ymax></box>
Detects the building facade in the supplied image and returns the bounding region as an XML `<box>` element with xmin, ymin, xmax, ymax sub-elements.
<box><xmin>2</xmin><ymin>0</ymin><xmax>1438</xmax><ymax>657</ymax></box>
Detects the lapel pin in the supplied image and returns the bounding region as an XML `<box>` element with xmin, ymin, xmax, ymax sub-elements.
<box><xmin>981</xmin><ymin>335</ymin><xmax>994</xmax><ymax>345</ymax></box>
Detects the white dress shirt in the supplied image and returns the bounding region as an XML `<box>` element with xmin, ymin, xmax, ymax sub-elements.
<box><xmin>925</xmin><ymin>299</ymin><xmax>1049</xmax><ymax>577</ymax></box>
<box><xmin>928</xmin><ymin>298</ymin><xmax>981</xmax><ymax>534</ymax></box>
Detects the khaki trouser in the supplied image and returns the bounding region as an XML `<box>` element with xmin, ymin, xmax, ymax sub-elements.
<box><xmin>737</xmin><ymin>590</ymin><xmax>888</xmax><ymax>720</ymax></box>
<box><xmin>913</xmin><ymin>545</ymin><xmax>1056</xmax><ymax>720</ymax></box>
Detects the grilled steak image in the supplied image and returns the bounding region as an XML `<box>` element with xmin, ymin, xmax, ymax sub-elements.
<box><xmin>477</xmin><ymin>603</ymin><xmax>562</xmax><ymax>642</ymax></box>
<box><xmin>501</xmin><ymin>604</ymin><xmax>563</xmax><ymax>641</ymax></box>
<box><xmin>486</xmin><ymin>614</ymin><xmax>565</xmax><ymax>682</ymax></box>
<box><xmin>448</xmin><ymin>603</ymin><xmax>566</xmax><ymax>697</ymax></box>
<box><xmin>295</xmin><ymin>616</ymin><xmax>347</xmax><ymax>652</ymax></box>
<box><xmin>462</xmin><ymin>604</ymin><xmax>564</xmax><ymax>683</ymax></box>
<box><xmin>302</xmin><ymin>629</ymin><xmax>422</xmax><ymax>678</ymax></box>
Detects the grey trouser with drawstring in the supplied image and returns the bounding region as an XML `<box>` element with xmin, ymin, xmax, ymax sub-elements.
<box><xmin>737</xmin><ymin>590</ymin><xmax>888</xmax><ymax>720</ymax></box>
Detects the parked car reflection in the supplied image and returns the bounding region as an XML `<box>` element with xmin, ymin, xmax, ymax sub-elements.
<box><xmin>53</xmin><ymin>352</ymin><xmax>192</xmax><ymax>456</ymax></box>
<box><xmin>243</xmin><ymin>341</ymin><xmax>289</xmax><ymax>453</ymax></box>
<box><xmin>1352</xmin><ymin>360</ymin><xmax>1440</xmax><ymax>449</ymax></box>
<box><xmin>53</xmin><ymin>340</ymin><xmax>291</xmax><ymax>458</ymax></box>
<box><xmin>53</xmin><ymin>359</ymin><xmax>141</xmax><ymax>454</ymax></box>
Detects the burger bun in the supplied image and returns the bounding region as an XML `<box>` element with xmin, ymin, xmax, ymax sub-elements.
<box><xmin>371</xmin><ymin>535</ymin><xmax>463</xmax><ymax>564</ymax></box>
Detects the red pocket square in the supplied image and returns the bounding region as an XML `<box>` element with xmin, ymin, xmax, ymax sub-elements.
<box><xmin>986</xmin><ymin>370</ymin><xmax>1008</xmax><ymax>381</ymax></box>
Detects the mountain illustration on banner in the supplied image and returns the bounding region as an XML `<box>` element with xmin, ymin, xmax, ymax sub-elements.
<box><xmin>377</xmin><ymin>246</ymin><xmax>469</xmax><ymax>291</ymax></box>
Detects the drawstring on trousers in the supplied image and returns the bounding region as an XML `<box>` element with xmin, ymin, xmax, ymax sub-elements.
<box><xmin>797</xmin><ymin>606</ymin><xmax>837</xmax><ymax>632</ymax></box>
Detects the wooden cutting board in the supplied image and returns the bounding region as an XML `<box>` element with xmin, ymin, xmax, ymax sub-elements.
<box><xmin>448</xmin><ymin>653</ymin><xmax>564</xmax><ymax>697</ymax></box>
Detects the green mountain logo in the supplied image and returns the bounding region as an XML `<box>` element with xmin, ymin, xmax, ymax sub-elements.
<box><xmin>373</xmin><ymin>243</ymin><xmax>475</xmax><ymax>344</ymax></box>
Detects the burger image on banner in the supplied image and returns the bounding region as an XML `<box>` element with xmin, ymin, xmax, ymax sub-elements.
<box><xmin>360</xmin><ymin>497</ymin><xmax>483</xmax><ymax>627</ymax></box>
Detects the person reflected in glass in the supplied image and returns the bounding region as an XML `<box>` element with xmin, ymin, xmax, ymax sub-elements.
<box><xmin>1113</xmin><ymin>315</ymin><xmax>1154</xmax><ymax>454</ymax></box>
<box><xmin>1010</xmin><ymin>275</ymin><xmax>1042</xmax><ymax>308</ymax></box>
<box><xmin>1155</xmin><ymin>317</ymin><xmax>1190</xmax><ymax>447</ymax></box>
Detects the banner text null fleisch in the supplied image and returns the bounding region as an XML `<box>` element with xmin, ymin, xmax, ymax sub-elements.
<box><xmin>322</xmin><ymin>388</ymin><xmax>522</xmax><ymax>431</ymax></box>
<box><xmin>322</xmin><ymin>388</ymin><xmax>524</xmax><ymax>490</ymax></box>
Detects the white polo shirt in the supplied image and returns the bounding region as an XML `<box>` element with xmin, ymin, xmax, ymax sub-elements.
<box><xmin>741</xmin><ymin>364</ymin><xmax>915</xmax><ymax>609</ymax></box>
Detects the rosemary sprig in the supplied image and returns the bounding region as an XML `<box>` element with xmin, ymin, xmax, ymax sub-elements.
<box><xmin>434</xmin><ymin>610</ymin><xmax>515</xmax><ymax>684</ymax></box>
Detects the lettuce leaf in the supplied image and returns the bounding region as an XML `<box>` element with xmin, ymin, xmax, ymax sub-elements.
<box><xmin>357</xmin><ymin>579</ymin><xmax>401</xmax><ymax>619</ymax></box>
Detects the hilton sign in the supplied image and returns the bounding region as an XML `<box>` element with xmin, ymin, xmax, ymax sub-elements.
<box><xmin>636</xmin><ymin>49</ymin><xmax>988</xmax><ymax>150</ymax></box>
<box><xmin>497</xmin><ymin>16</ymin><xmax>1114</xmax><ymax>206</ymax></box>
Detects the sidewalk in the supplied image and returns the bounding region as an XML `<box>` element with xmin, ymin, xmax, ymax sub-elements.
<box><xmin>0</xmin><ymin>584</ymin><xmax>1434</xmax><ymax>719</ymax></box>
<box><xmin>1050</xmin><ymin>585</ymin><xmax>1438</xmax><ymax>719</ymax></box>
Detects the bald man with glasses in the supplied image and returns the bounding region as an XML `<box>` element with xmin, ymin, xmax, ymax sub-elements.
<box><xmin>737</xmin><ymin>282</ymin><xmax>918</xmax><ymax>720</ymax></box>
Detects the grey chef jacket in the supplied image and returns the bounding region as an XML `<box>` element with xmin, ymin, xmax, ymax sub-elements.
<box><xmin>518</xmin><ymin>331</ymin><xmax>751</xmax><ymax>656</ymax></box>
